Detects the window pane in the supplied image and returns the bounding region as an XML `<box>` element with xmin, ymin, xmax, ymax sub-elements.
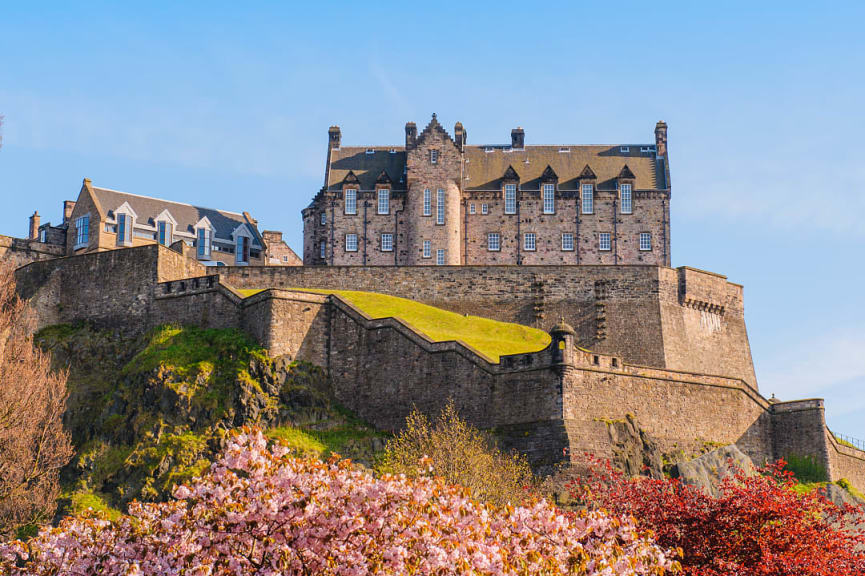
<box><xmin>436</xmin><ymin>189</ymin><xmax>445</xmax><ymax>224</ymax></box>
<box><xmin>381</xmin><ymin>234</ymin><xmax>393</xmax><ymax>251</ymax></box>
<box><xmin>436</xmin><ymin>249</ymin><xmax>445</xmax><ymax>265</ymax></box>
<box><xmin>481</xmin><ymin>204</ymin><xmax>488</xmax><ymax>214</ymax></box>
<box><xmin>117</xmin><ymin>214</ymin><xmax>126</xmax><ymax>244</ymax></box>
<box><xmin>543</xmin><ymin>184</ymin><xmax>555</xmax><ymax>214</ymax></box>
<box><xmin>505</xmin><ymin>184</ymin><xmax>516</xmax><ymax>214</ymax></box>
<box><xmin>346</xmin><ymin>234</ymin><xmax>358</xmax><ymax>251</ymax></box>
<box><xmin>487</xmin><ymin>233</ymin><xmax>500</xmax><ymax>251</ymax></box>
<box><xmin>640</xmin><ymin>232</ymin><xmax>652</xmax><ymax>251</ymax></box>
<box><xmin>378</xmin><ymin>189</ymin><xmax>390</xmax><ymax>214</ymax></box>
<box><xmin>320</xmin><ymin>241</ymin><xmax>326</xmax><ymax>259</ymax></box>
<box><xmin>599</xmin><ymin>233</ymin><xmax>611</xmax><ymax>251</ymax></box>
<box><xmin>345</xmin><ymin>189</ymin><xmax>357</xmax><ymax>214</ymax></box>
<box><xmin>423</xmin><ymin>189</ymin><xmax>431</xmax><ymax>216</ymax></box>
<box><xmin>582</xmin><ymin>184</ymin><xmax>593</xmax><ymax>214</ymax></box>
<box><xmin>562</xmin><ymin>233</ymin><xmax>574</xmax><ymax>251</ymax></box>
<box><xmin>423</xmin><ymin>240</ymin><xmax>431</xmax><ymax>258</ymax></box>
<box><xmin>621</xmin><ymin>184</ymin><xmax>632</xmax><ymax>214</ymax></box>
<box><xmin>524</xmin><ymin>233</ymin><xmax>536</xmax><ymax>251</ymax></box>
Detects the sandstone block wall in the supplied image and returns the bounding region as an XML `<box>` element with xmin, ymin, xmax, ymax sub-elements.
<box><xmin>0</xmin><ymin>235</ymin><xmax>64</xmax><ymax>268</ymax></box>
<box><xmin>827</xmin><ymin>434</ymin><xmax>865</xmax><ymax>494</ymax></box>
<box><xmin>218</xmin><ymin>264</ymin><xmax>757</xmax><ymax>387</ymax></box>
<box><xmin>242</xmin><ymin>290</ymin><xmax>329</xmax><ymax>365</ymax></box>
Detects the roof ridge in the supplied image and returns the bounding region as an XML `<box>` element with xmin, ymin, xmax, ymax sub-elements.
<box><xmin>91</xmin><ymin>186</ymin><xmax>245</xmax><ymax>217</ymax></box>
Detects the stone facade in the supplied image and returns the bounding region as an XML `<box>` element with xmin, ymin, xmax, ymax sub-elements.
<box><xmin>14</xmin><ymin>245</ymin><xmax>865</xmax><ymax>491</ymax></box>
<box><xmin>261</xmin><ymin>231</ymin><xmax>302</xmax><ymax>266</ymax></box>
<box><xmin>303</xmin><ymin>116</ymin><xmax>671</xmax><ymax>267</ymax></box>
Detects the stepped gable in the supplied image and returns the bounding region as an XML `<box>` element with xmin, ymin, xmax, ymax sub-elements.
<box><xmin>89</xmin><ymin>186</ymin><xmax>262</xmax><ymax>244</ymax></box>
<box><xmin>414</xmin><ymin>112</ymin><xmax>457</xmax><ymax>148</ymax></box>
<box><xmin>463</xmin><ymin>146</ymin><xmax>658</xmax><ymax>191</ymax></box>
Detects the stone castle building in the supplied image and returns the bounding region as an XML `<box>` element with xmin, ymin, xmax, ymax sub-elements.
<box><xmin>20</xmin><ymin>178</ymin><xmax>301</xmax><ymax>267</ymax></box>
<box><xmin>303</xmin><ymin>115</ymin><xmax>670</xmax><ymax>267</ymax></box>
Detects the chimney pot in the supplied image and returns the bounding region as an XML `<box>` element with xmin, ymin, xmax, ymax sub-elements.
<box><xmin>29</xmin><ymin>211</ymin><xmax>41</xmax><ymax>240</ymax></box>
<box><xmin>63</xmin><ymin>200</ymin><xmax>76</xmax><ymax>224</ymax></box>
<box><xmin>654</xmin><ymin>121</ymin><xmax>668</xmax><ymax>157</ymax></box>
<box><xmin>405</xmin><ymin>121</ymin><xmax>418</xmax><ymax>149</ymax></box>
<box><xmin>328</xmin><ymin>126</ymin><xmax>341</xmax><ymax>149</ymax></box>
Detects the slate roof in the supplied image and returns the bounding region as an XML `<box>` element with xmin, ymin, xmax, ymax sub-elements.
<box><xmin>325</xmin><ymin>136</ymin><xmax>663</xmax><ymax>193</ymax></box>
<box><xmin>90</xmin><ymin>186</ymin><xmax>263</xmax><ymax>246</ymax></box>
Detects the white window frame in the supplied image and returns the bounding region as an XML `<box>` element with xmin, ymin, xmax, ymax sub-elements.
<box><xmin>599</xmin><ymin>232</ymin><xmax>611</xmax><ymax>252</ymax></box>
<box><xmin>157</xmin><ymin>220</ymin><xmax>173</xmax><ymax>246</ymax></box>
<box><xmin>543</xmin><ymin>184</ymin><xmax>555</xmax><ymax>214</ymax></box>
<box><xmin>236</xmin><ymin>234</ymin><xmax>251</xmax><ymax>265</ymax></box>
<box><xmin>436</xmin><ymin>189</ymin><xmax>445</xmax><ymax>225</ymax></box>
<box><xmin>74</xmin><ymin>214</ymin><xmax>90</xmax><ymax>248</ymax></box>
<box><xmin>504</xmin><ymin>184</ymin><xmax>517</xmax><ymax>214</ymax></box>
<box><xmin>197</xmin><ymin>227</ymin><xmax>212</xmax><ymax>259</ymax></box>
<box><xmin>581</xmin><ymin>184</ymin><xmax>594</xmax><ymax>214</ymax></box>
<box><xmin>436</xmin><ymin>249</ymin><xmax>445</xmax><ymax>265</ymax></box>
<box><xmin>487</xmin><ymin>232</ymin><xmax>500</xmax><ymax>252</ymax></box>
<box><xmin>116</xmin><ymin>213</ymin><xmax>131</xmax><ymax>246</ymax></box>
<box><xmin>377</xmin><ymin>189</ymin><xmax>390</xmax><ymax>214</ymax></box>
<box><xmin>345</xmin><ymin>233</ymin><xmax>358</xmax><ymax>252</ymax></box>
<box><xmin>430</xmin><ymin>149</ymin><xmax>438</xmax><ymax>164</ymax></box>
<box><xmin>621</xmin><ymin>184</ymin><xmax>633</xmax><ymax>214</ymax></box>
<box><xmin>423</xmin><ymin>189</ymin><xmax>432</xmax><ymax>216</ymax></box>
<box><xmin>524</xmin><ymin>232</ymin><xmax>536</xmax><ymax>251</ymax></box>
<box><xmin>469</xmin><ymin>203</ymin><xmax>476</xmax><ymax>214</ymax></box>
<box><xmin>320</xmin><ymin>240</ymin><xmax>327</xmax><ymax>259</ymax></box>
<box><xmin>381</xmin><ymin>233</ymin><xmax>394</xmax><ymax>252</ymax></box>
<box><xmin>481</xmin><ymin>203</ymin><xmax>489</xmax><ymax>215</ymax></box>
<box><xmin>422</xmin><ymin>240</ymin><xmax>431</xmax><ymax>259</ymax></box>
<box><xmin>320</xmin><ymin>212</ymin><xmax>326</xmax><ymax>225</ymax></box>
<box><xmin>640</xmin><ymin>232</ymin><xmax>652</xmax><ymax>251</ymax></box>
<box><xmin>344</xmin><ymin>189</ymin><xmax>357</xmax><ymax>215</ymax></box>
<box><xmin>38</xmin><ymin>228</ymin><xmax>46</xmax><ymax>243</ymax></box>
<box><xmin>562</xmin><ymin>233</ymin><xmax>574</xmax><ymax>251</ymax></box>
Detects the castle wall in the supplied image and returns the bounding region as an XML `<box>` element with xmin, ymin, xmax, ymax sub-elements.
<box><xmin>219</xmin><ymin>264</ymin><xmax>756</xmax><ymax>388</ymax></box>
<box><xmin>242</xmin><ymin>290</ymin><xmax>329</xmax><ymax>365</ymax></box>
<box><xmin>827</xmin><ymin>434</ymin><xmax>865</xmax><ymax>494</ymax></box>
<box><xmin>0</xmin><ymin>235</ymin><xmax>64</xmax><ymax>268</ymax></box>
<box><xmin>152</xmin><ymin>276</ymin><xmax>242</xmax><ymax>331</ymax></box>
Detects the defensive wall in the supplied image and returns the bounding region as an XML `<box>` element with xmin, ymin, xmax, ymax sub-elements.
<box><xmin>14</xmin><ymin>245</ymin><xmax>865</xmax><ymax>491</ymax></box>
<box><xmin>218</xmin><ymin>264</ymin><xmax>758</xmax><ymax>389</ymax></box>
<box><xmin>0</xmin><ymin>234</ymin><xmax>64</xmax><ymax>268</ymax></box>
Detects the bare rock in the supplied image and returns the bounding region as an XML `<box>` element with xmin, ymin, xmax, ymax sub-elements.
<box><xmin>670</xmin><ymin>444</ymin><xmax>754</xmax><ymax>497</ymax></box>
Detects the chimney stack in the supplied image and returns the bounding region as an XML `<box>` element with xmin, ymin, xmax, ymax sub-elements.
<box><xmin>29</xmin><ymin>211</ymin><xmax>40</xmax><ymax>240</ymax></box>
<box><xmin>454</xmin><ymin>122</ymin><xmax>466</xmax><ymax>151</ymax></box>
<box><xmin>405</xmin><ymin>122</ymin><xmax>417</xmax><ymax>149</ymax></box>
<box><xmin>654</xmin><ymin>121</ymin><xmax>668</xmax><ymax>157</ymax></box>
<box><xmin>328</xmin><ymin>126</ymin><xmax>341</xmax><ymax>149</ymax></box>
<box><xmin>511</xmin><ymin>127</ymin><xmax>525</xmax><ymax>149</ymax></box>
<box><xmin>63</xmin><ymin>201</ymin><xmax>76</xmax><ymax>224</ymax></box>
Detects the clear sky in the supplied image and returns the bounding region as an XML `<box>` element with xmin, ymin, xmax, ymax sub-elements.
<box><xmin>2</xmin><ymin>2</ymin><xmax>864</xmax><ymax>439</ymax></box>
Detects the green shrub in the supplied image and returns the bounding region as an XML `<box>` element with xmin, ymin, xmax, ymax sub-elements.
<box><xmin>785</xmin><ymin>454</ymin><xmax>827</xmax><ymax>483</ymax></box>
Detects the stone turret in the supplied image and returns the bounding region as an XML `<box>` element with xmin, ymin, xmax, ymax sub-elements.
<box><xmin>550</xmin><ymin>318</ymin><xmax>575</xmax><ymax>366</ymax></box>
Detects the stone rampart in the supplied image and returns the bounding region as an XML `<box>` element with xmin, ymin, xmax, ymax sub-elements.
<box><xmin>826</xmin><ymin>434</ymin><xmax>865</xmax><ymax>494</ymax></box>
<box><xmin>218</xmin><ymin>264</ymin><xmax>758</xmax><ymax>388</ymax></box>
<box><xmin>1</xmin><ymin>235</ymin><xmax>65</xmax><ymax>268</ymax></box>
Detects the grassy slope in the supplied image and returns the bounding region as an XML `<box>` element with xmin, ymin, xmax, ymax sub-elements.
<box><xmin>237</xmin><ymin>288</ymin><xmax>550</xmax><ymax>362</ymax></box>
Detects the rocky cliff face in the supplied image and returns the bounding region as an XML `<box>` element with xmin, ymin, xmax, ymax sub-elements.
<box><xmin>37</xmin><ymin>323</ymin><xmax>383</xmax><ymax>517</ymax></box>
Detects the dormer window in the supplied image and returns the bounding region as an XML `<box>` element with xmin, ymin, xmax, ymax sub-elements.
<box><xmin>378</xmin><ymin>189</ymin><xmax>390</xmax><ymax>214</ymax></box>
<box><xmin>344</xmin><ymin>189</ymin><xmax>357</xmax><ymax>215</ymax></box>
<box><xmin>365</xmin><ymin>148</ymin><xmax>375</xmax><ymax>155</ymax></box>
<box><xmin>621</xmin><ymin>183</ymin><xmax>633</xmax><ymax>214</ymax></box>
<box><xmin>504</xmin><ymin>184</ymin><xmax>517</xmax><ymax>214</ymax></box>
<box><xmin>117</xmin><ymin>213</ymin><xmax>130</xmax><ymax>245</ymax></box>
<box><xmin>237</xmin><ymin>235</ymin><xmax>251</xmax><ymax>264</ymax></box>
<box><xmin>197</xmin><ymin>228</ymin><xmax>211</xmax><ymax>258</ymax></box>
<box><xmin>430</xmin><ymin>149</ymin><xmax>438</xmax><ymax>164</ymax></box>
<box><xmin>581</xmin><ymin>184</ymin><xmax>594</xmax><ymax>214</ymax></box>
<box><xmin>157</xmin><ymin>221</ymin><xmax>173</xmax><ymax>246</ymax></box>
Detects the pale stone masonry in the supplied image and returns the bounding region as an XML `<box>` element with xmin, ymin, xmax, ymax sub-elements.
<box><xmin>303</xmin><ymin>115</ymin><xmax>671</xmax><ymax>266</ymax></box>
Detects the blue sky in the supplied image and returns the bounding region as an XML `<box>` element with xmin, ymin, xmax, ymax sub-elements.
<box><xmin>2</xmin><ymin>2</ymin><xmax>864</xmax><ymax>438</ymax></box>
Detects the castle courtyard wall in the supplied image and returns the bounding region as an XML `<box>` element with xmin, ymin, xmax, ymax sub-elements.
<box><xmin>219</xmin><ymin>264</ymin><xmax>757</xmax><ymax>388</ymax></box>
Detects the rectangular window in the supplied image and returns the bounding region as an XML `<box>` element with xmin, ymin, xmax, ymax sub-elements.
<box><xmin>75</xmin><ymin>215</ymin><xmax>89</xmax><ymax>246</ymax></box>
<box><xmin>436</xmin><ymin>249</ymin><xmax>445</xmax><ymax>265</ymax></box>
<box><xmin>157</xmin><ymin>221</ymin><xmax>170</xmax><ymax>246</ymax></box>
<box><xmin>599</xmin><ymin>232</ymin><xmax>611</xmax><ymax>251</ymax></box>
<box><xmin>197</xmin><ymin>228</ymin><xmax>211</xmax><ymax>258</ymax></box>
<box><xmin>469</xmin><ymin>203</ymin><xmax>476</xmax><ymax>214</ymax></box>
<box><xmin>524</xmin><ymin>232</ymin><xmax>536</xmax><ymax>251</ymax></box>
<box><xmin>39</xmin><ymin>229</ymin><xmax>46</xmax><ymax>243</ymax></box>
<box><xmin>562</xmin><ymin>233</ymin><xmax>574</xmax><ymax>251</ymax></box>
<box><xmin>481</xmin><ymin>203</ymin><xmax>489</xmax><ymax>214</ymax></box>
<box><xmin>640</xmin><ymin>232</ymin><xmax>652</xmax><ymax>251</ymax></box>
<box><xmin>381</xmin><ymin>233</ymin><xmax>393</xmax><ymax>252</ymax></box>
<box><xmin>320</xmin><ymin>212</ymin><xmax>326</xmax><ymax>225</ymax></box>
<box><xmin>320</xmin><ymin>240</ymin><xmax>326</xmax><ymax>260</ymax></box>
<box><xmin>487</xmin><ymin>232</ymin><xmax>500</xmax><ymax>251</ymax></box>
<box><xmin>504</xmin><ymin>184</ymin><xmax>517</xmax><ymax>214</ymax></box>
<box><xmin>378</xmin><ymin>189</ymin><xmax>390</xmax><ymax>214</ymax></box>
<box><xmin>621</xmin><ymin>184</ymin><xmax>632</xmax><ymax>214</ymax></box>
<box><xmin>581</xmin><ymin>184</ymin><xmax>594</xmax><ymax>214</ymax></box>
<box><xmin>543</xmin><ymin>184</ymin><xmax>555</xmax><ymax>214</ymax></box>
<box><xmin>117</xmin><ymin>214</ymin><xmax>127</xmax><ymax>245</ymax></box>
<box><xmin>422</xmin><ymin>240</ymin><xmax>431</xmax><ymax>258</ymax></box>
<box><xmin>423</xmin><ymin>189</ymin><xmax>432</xmax><ymax>216</ymax></box>
<box><xmin>237</xmin><ymin>235</ymin><xmax>250</xmax><ymax>263</ymax></box>
<box><xmin>344</xmin><ymin>189</ymin><xmax>357</xmax><ymax>215</ymax></box>
<box><xmin>345</xmin><ymin>233</ymin><xmax>358</xmax><ymax>252</ymax></box>
<box><xmin>430</xmin><ymin>149</ymin><xmax>438</xmax><ymax>164</ymax></box>
<box><xmin>436</xmin><ymin>189</ymin><xmax>445</xmax><ymax>225</ymax></box>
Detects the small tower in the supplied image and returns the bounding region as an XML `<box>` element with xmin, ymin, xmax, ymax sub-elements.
<box><xmin>29</xmin><ymin>211</ymin><xmax>41</xmax><ymax>240</ymax></box>
<box><xmin>549</xmin><ymin>317</ymin><xmax>575</xmax><ymax>366</ymax></box>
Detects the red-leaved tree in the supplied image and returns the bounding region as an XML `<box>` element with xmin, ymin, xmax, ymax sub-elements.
<box><xmin>568</xmin><ymin>457</ymin><xmax>865</xmax><ymax>576</ymax></box>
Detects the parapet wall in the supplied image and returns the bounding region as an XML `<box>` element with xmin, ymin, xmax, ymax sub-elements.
<box><xmin>1</xmin><ymin>235</ymin><xmax>64</xmax><ymax>268</ymax></box>
<box><xmin>219</xmin><ymin>264</ymin><xmax>757</xmax><ymax>388</ymax></box>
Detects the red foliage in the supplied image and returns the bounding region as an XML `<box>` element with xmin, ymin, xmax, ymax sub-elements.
<box><xmin>567</xmin><ymin>457</ymin><xmax>865</xmax><ymax>576</ymax></box>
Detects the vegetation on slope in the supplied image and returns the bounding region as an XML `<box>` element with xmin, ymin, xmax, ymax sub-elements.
<box><xmin>237</xmin><ymin>287</ymin><xmax>551</xmax><ymax>362</ymax></box>
<box><xmin>36</xmin><ymin>323</ymin><xmax>383</xmax><ymax>519</ymax></box>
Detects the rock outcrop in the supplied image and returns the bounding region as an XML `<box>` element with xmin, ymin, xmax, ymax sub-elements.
<box><xmin>670</xmin><ymin>444</ymin><xmax>755</xmax><ymax>497</ymax></box>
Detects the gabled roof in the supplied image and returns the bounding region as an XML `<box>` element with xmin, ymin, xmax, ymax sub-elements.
<box><xmin>343</xmin><ymin>170</ymin><xmax>361</xmax><ymax>185</ymax></box>
<box><xmin>618</xmin><ymin>164</ymin><xmax>636</xmax><ymax>180</ymax></box>
<box><xmin>88</xmin><ymin>186</ymin><xmax>263</xmax><ymax>246</ymax></box>
<box><xmin>415</xmin><ymin>113</ymin><xmax>456</xmax><ymax>148</ymax></box>
<box><xmin>327</xmin><ymin>148</ymin><xmax>407</xmax><ymax>191</ymax></box>
<box><xmin>502</xmin><ymin>165</ymin><xmax>520</xmax><ymax>181</ymax></box>
<box><xmin>375</xmin><ymin>169</ymin><xmax>393</xmax><ymax>185</ymax></box>
<box><xmin>540</xmin><ymin>165</ymin><xmax>558</xmax><ymax>182</ymax></box>
<box><xmin>578</xmin><ymin>164</ymin><xmax>597</xmax><ymax>180</ymax></box>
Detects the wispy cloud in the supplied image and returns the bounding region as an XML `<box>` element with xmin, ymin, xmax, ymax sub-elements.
<box><xmin>368</xmin><ymin>61</ymin><xmax>411</xmax><ymax>119</ymax></box>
